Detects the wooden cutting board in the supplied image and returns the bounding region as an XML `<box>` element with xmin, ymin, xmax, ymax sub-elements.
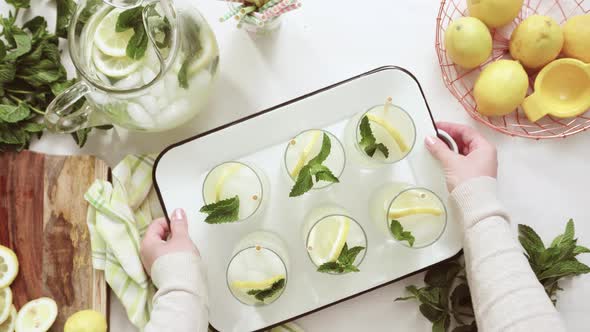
<box><xmin>0</xmin><ymin>150</ymin><xmax>109</xmax><ymax>331</ymax></box>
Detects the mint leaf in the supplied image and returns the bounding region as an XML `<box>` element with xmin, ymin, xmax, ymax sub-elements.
<box><xmin>116</xmin><ymin>7</ymin><xmax>143</xmax><ymax>32</ymax></box>
<box><xmin>537</xmin><ymin>260</ymin><xmax>590</xmax><ymax>280</ymax></box>
<box><xmin>310</xmin><ymin>164</ymin><xmax>339</xmax><ymax>183</ymax></box>
<box><xmin>573</xmin><ymin>245</ymin><xmax>590</xmax><ymax>255</ymax></box>
<box><xmin>358</xmin><ymin>115</ymin><xmax>389</xmax><ymax>158</ymax></box>
<box><xmin>247</xmin><ymin>278</ymin><xmax>285</xmax><ymax>302</ymax></box>
<box><xmin>309</xmin><ymin>133</ymin><xmax>331</xmax><ymax>165</ymax></box>
<box><xmin>419</xmin><ymin>303</ymin><xmax>445</xmax><ymax>323</ymax></box>
<box><xmin>518</xmin><ymin>224</ymin><xmax>545</xmax><ymax>257</ymax></box>
<box><xmin>289</xmin><ymin>165</ymin><xmax>314</xmax><ymax>197</ymax></box>
<box><xmin>425</xmin><ymin>262</ymin><xmax>462</xmax><ymax>288</ymax></box>
<box><xmin>178</xmin><ymin>56</ymin><xmax>191</xmax><ymax>89</ymax></box>
<box><xmin>340</xmin><ymin>245</ymin><xmax>365</xmax><ymax>266</ymax></box>
<box><xmin>23</xmin><ymin>16</ymin><xmax>47</xmax><ymax>42</ymax></box>
<box><xmin>452</xmin><ymin>323</ymin><xmax>477</xmax><ymax>332</ymax></box>
<box><xmin>390</xmin><ymin>220</ymin><xmax>415</xmax><ymax>247</ymax></box>
<box><xmin>127</xmin><ymin>24</ymin><xmax>148</xmax><ymax>60</ymax></box>
<box><xmin>316</xmin><ymin>242</ymin><xmax>365</xmax><ymax>274</ymax></box>
<box><xmin>6</xmin><ymin>0</ymin><xmax>30</xmax><ymax>9</ymax></box>
<box><xmin>0</xmin><ymin>104</ymin><xmax>30</xmax><ymax>123</ymax></box>
<box><xmin>0</xmin><ymin>63</ymin><xmax>16</xmax><ymax>82</ymax></box>
<box><xmin>317</xmin><ymin>262</ymin><xmax>343</xmax><ymax>273</ymax></box>
<box><xmin>4</xmin><ymin>31</ymin><xmax>32</xmax><ymax>61</ymax></box>
<box><xmin>200</xmin><ymin>195</ymin><xmax>240</xmax><ymax>224</ymax></box>
<box><xmin>23</xmin><ymin>122</ymin><xmax>44</xmax><ymax>133</ymax></box>
<box><xmin>56</xmin><ymin>0</ymin><xmax>76</xmax><ymax>38</ymax></box>
<box><xmin>432</xmin><ymin>313</ymin><xmax>450</xmax><ymax>332</ymax></box>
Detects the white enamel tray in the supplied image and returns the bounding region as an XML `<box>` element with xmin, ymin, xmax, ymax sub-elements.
<box><xmin>153</xmin><ymin>66</ymin><xmax>462</xmax><ymax>332</ymax></box>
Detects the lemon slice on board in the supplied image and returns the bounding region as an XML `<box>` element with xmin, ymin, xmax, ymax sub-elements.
<box><xmin>307</xmin><ymin>216</ymin><xmax>350</xmax><ymax>266</ymax></box>
<box><xmin>0</xmin><ymin>288</ymin><xmax>12</xmax><ymax>325</ymax></box>
<box><xmin>94</xmin><ymin>8</ymin><xmax>136</xmax><ymax>57</ymax></box>
<box><xmin>0</xmin><ymin>246</ymin><xmax>18</xmax><ymax>289</ymax></box>
<box><xmin>15</xmin><ymin>298</ymin><xmax>58</xmax><ymax>332</ymax></box>
<box><xmin>366</xmin><ymin>114</ymin><xmax>409</xmax><ymax>152</ymax></box>
<box><xmin>92</xmin><ymin>48</ymin><xmax>143</xmax><ymax>78</ymax></box>
<box><xmin>231</xmin><ymin>274</ymin><xmax>285</xmax><ymax>291</ymax></box>
<box><xmin>0</xmin><ymin>305</ymin><xmax>16</xmax><ymax>332</ymax></box>
<box><xmin>214</xmin><ymin>163</ymin><xmax>243</xmax><ymax>202</ymax></box>
<box><xmin>389</xmin><ymin>207</ymin><xmax>444</xmax><ymax>219</ymax></box>
<box><xmin>290</xmin><ymin>131</ymin><xmax>322</xmax><ymax>178</ymax></box>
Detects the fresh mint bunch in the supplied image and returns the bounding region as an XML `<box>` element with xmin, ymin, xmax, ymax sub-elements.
<box><xmin>358</xmin><ymin>115</ymin><xmax>389</xmax><ymax>158</ymax></box>
<box><xmin>199</xmin><ymin>195</ymin><xmax>240</xmax><ymax>224</ymax></box>
<box><xmin>390</xmin><ymin>220</ymin><xmax>415</xmax><ymax>247</ymax></box>
<box><xmin>0</xmin><ymin>0</ymin><xmax>110</xmax><ymax>151</ymax></box>
<box><xmin>247</xmin><ymin>278</ymin><xmax>285</xmax><ymax>302</ymax></box>
<box><xmin>289</xmin><ymin>133</ymin><xmax>340</xmax><ymax>197</ymax></box>
<box><xmin>396</xmin><ymin>219</ymin><xmax>590</xmax><ymax>332</ymax></box>
<box><xmin>317</xmin><ymin>243</ymin><xmax>365</xmax><ymax>274</ymax></box>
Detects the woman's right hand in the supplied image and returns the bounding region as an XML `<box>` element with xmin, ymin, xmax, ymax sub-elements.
<box><xmin>425</xmin><ymin>122</ymin><xmax>498</xmax><ymax>192</ymax></box>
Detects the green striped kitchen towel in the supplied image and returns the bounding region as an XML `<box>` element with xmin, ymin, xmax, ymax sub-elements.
<box><xmin>85</xmin><ymin>154</ymin><xmax>162</xmax><ymax>329</ymax></box>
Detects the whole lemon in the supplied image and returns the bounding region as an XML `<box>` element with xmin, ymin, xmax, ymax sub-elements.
<box><xmin>445</xmin><ymin>17</ymin><xmax>492</xmax><ymax>69</ymax></box>
<box><xmin>64</xmin><ymin>310</ymin><xmax>107</xmax><ymax>332</ymax></box>
<box><xmin>474</xmin><ymin>60</ymin><xmax>529</xmax><ymax>116</ymax></box>
<box><xmin>468</xmin><ymin>0</ymin><xmax>524</xmax><ymax>28</ymax></box>
<box><xmin>510</xmin><ymin>15</ymin><xmax>564</xmax><ymax>69</ymax></box>
<box><xmin>563</xmin><ymin>14</ymin><xmax>590</xmax><ymax>63</ymax></box>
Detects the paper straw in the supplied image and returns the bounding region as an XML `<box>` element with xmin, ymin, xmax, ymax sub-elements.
<box><xmin>242</xmin><ymin>14</ymin><xmax>264</xmax><ymax>27</ymax></box>
<box><xmin>240</xmin><ymin>5</ymin><xmax>257</xmax><ymax>15</ymax></box>
<box><xmin>261</xmin><ymin>0</ymin><xmax>292</xmax><ymax>16</ymax></box>
<box><xmin>219</xmin><ymin>5</ymin><xmax>243</xmax><ymax>22</ymax></box>
<box><xmin>264</xmin><ymin>2</ymin><xmax>301</xmax><ymax>20</ymax></box>
<box><xmin>259</xmin><ymin>0</ymin><xmax>283</xmax><ymax>11</ymax></box>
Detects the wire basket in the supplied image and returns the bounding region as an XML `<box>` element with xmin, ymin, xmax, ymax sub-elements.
<box><xmin>435</xmin><ymin>0</ymin><xmax>590</xmax><ymax>139</ymax></box>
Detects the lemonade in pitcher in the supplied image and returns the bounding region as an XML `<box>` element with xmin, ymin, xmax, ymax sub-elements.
<box><xmin>46</xmin><ymin>0</ymin><xmax>219</xmax><ymax>132</ymax></box>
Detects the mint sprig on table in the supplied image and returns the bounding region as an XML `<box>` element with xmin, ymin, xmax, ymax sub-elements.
<box><xmin>390</xmin><ymin>220</ymin><xmax>415</xmax><ymax>247</ymax></box>
<box><xmin>359</xmin><ymin>115</ymin><xmax>389</xmax><ymax>158</ymax></box>
<box><xmin>199</xmin><ymin>195</ymin><xmax>240</xmax><ymax>224</ymax></box>
<box><xmin>395</xmin><ymin>219</ymin><xmax>590</xmax><ymax>332</ymax></box>
<box><xmin>317</xmin><ymin>243</ymin><xmax>365</xmax><ymax>274</ymax></box>
<box><xmin>247</xmin><ymin>278</ymin><xmax>285</xmax><ymax>302</ymax></box>
<box><xmin>289</xmin><ymin>133</ymin><xmax>340</xmax><ymax>197</ymax></box>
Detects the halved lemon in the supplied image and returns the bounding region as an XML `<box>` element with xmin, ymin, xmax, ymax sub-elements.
<box><xmin>0</xmin><ymin>287</ymin><xmax>12</xmax><ymax>325</ymax></box>
<box><xmin>0</xmin><ymin>246</ymin><xmax>18</xmax><ymax>289</ymax></box>
<box><xmin>215</xmin><ymin>163</ymin><xmax>243</xmax><ymax>202</ymax></box>
<box><xmin>15</xmin><ymin>298</ymin><xmax>58</xmax><ymax>332</ymax></box>
<box><xmin>366</xmin><ymin>114</ymin><xmax>409</xmax><ymax>152</ymax></box>
<box><xmin>290</xmin><ymin>131</ymin><xmax>322</xmax><ymax>178</ymax></box>
<box><xmin>307</xmin><ymin>216</ymin><xmax>350</xmax><ymax>266</ymax></box>
<box><xmin>389</xmin><ymin>207</ymin><xmax>443</xmax><ymax>219</ymax></box>
<box><xmin>94</xmin><ymin>8</ymin><xmax>136</xmax><ymax>57</ymax></box>
<box><xmin>231</xmin><ymin>274</ymin><xmax>285</xmax><ymax>291</ymax></box>
<box><xmin>0</xmin><ymin>305</ymin><xmax>16</xmax><ymax>332</ymax></box>
<box><xmin>92</xmin><ymin>48</ymin><xmax>143</xmax><ymax>78</ymax></box>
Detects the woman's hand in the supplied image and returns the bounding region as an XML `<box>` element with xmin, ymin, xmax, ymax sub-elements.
<box><xmin>140</xmin><ymin>208</ymin><xmax>200</xmax><ymax>275</ymax></box>
<box><xmin>425</xmin><ymin>122</ymin><xmax>498</xmax><ymax>192</ymax></box>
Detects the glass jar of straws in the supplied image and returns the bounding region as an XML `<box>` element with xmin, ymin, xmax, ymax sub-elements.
<box><xmin>220</xmin><ymin>0</ymin><xmax>302</xmax><ymax>36</ymax></box>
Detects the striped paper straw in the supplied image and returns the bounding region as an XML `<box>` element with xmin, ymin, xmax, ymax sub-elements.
<box><xmin>242</xmin><ymin>14</ymin><xmax>264</xmax><ymax>27</ymax></box>
<box><xmin>264</xmin><ymin>2</ymin><xmax>300</xmax><ymax>20</ymax></box>
<box><xmin>219</xmin><ymin>4</ymin><xmax>243</xmax><ymax>22</ymax></box>
<box><xmin>259</xmin><ymin>0</ymin><xmax>283</xmax><ymax>11</ymax></box>
<box><xmin>261</xmin><ymin>0</ymin><xmax>293</xmax><ymax>19</ymax></box>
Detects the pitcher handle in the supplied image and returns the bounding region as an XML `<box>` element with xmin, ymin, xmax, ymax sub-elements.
<box><xmin>45</xmin><ymin>81</ymin><xmax>95</xmax><ymax>133</ymax></box>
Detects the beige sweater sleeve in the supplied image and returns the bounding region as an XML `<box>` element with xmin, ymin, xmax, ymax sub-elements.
<box><xmin>144</xmin><ymin>252</ymin><xmax>209</xmax><ymax>332</ymax></box>
<box><xmin>451</xmin><ymin>177</ymin><xmax>565</xmax><ymax>332</ymax></box>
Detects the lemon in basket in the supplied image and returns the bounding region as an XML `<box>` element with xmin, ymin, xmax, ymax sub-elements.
<box><xmin>510</xmin><ymin>15</ymin><xmax>564</xmax><ymax>69</ymax></box>
<box><xmin>474</xmin><ymin>60</ymin><xmax>529</xmax><ymax>116</ymax></box>
<box><xmin>563</xmin><ymin>14</ymin><xmax>590</xmax><ymax>63</ymax></box>
<box><xmin>467</xmin><ymin>0</ymin><xmax>523</xmax><ymax>28</ymax></box>
<box><xmin>444</xmin><ymin>17</ymin><xmax>492</xmax><ymax>69</ymax></box>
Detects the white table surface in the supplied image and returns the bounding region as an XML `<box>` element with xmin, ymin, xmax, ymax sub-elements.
<box><xmin>5</xmin><ymin>0</ymin><xmax>589</xmax><ymax>331</ymax></box>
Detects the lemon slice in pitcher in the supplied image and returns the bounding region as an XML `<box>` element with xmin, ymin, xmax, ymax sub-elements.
<box><xmin>366</xmin><ymin>114</ymin><xmax>409</xmax><ymax>152</ymax></box>
<box><xmin>92</xmin><ymin>48</ymin><xmax>143</xmax><ymax>78</ymax></box>
<box><xmin>307</xmin><ymin>216</ymin><xmax>350</xmax><ymax>266</ymax></box>
<box><xmin>15</xmin><ymin>298</ymin><xmax>58</xmax><ymax>332</ymax></box>
<box><xmin>0</xmin><ymin>246</ymin><xmax>18</xmax><ymax>289</ymax></box>
<box><xmin>0</xmin><ymin>287</ymin><xmax>12</xmax><ymax>325</ymax></box>
<box><xmin>0</xmin><ymin>305</ymin><xmax>16</xmax><ymax>332</ymax></box>
<box><xmin>94</xmin><ymin>8</ymin><xmax>136</xmax><ymax>57</ymax></box>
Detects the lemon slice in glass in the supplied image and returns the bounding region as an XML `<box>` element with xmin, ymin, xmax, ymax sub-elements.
<box><xmin>0</xmin><ymin>287</ymin><xmax>12</xmax><ymax>325</ymax></box>
<box><xmin>92</xmin><ymin>48</ymin><xmax>143</xmax><ymax>78</ymax></box>
<box><xmin>366</xmin><ymin>114</ymin><xmax>409</xmax><ymax>152</ymax></box>
<box><xmin>290</xmin><ymin>131</ymin><xmax>322</xmax><ymax>178</ymax></box>
<box><xmin>231</xmin><ymin>274</ymin><xmax>285</xmax><ymax>291</ymax></box>
<box><xmin>307</xmin><ymin>216</ymin><xmax>350</xmax><ymax>266</ymax></box>
<box><xmin>388</xmin><ymin>189</ymin><xmax>444</xmax><ymax>219</ymax></box>
<box><xmin>389</xmin><ymin>207</ymin><xmax>443</xmax><ymax>219</ymax></box>
<box><xmin>0</xmin><ymin>246</ymin><xmax>18</xmax><ymax>289</ymax></box>
<box><xmin>15</xmin><ymin>298</ymin><xmax>58</xmax><ymax>332</ymax></box>
<box><xmin>0</xmin><ymin>305</ymin><xmax>16</xmax><ymax>332</ymax></box>
<box><xmin>94</xmin><ymin>8</ymin><xmax>136</xmax><ymax>57</ymax></box>
<box><xmin>215</xmin><ymin>163</ymin><xmax>243</xmax><ymax>202</ymax></box>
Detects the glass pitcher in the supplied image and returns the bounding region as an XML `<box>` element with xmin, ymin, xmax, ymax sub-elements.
<box><xmin>45</xmin><ymin>0</ymin><xmax>219</xmax><ymax>133</ymax></box>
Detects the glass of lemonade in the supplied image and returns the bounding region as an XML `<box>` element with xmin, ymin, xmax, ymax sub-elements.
<box><xmin>370</xmin><ymin>184</ymin><xmax>447</xmax><ymax>248</ymax></box>
<box><xmin>201</xmin><ymin>161</ymin><xmax>268</xmax><ymax>223</ymax></box>
<box><xmin>344</xmin><ymin>99</ymin><xmax>417</xmax><ymax>167</ymax></box>
<box><xmin>227</xmin><ymin>231</ymin><xmax>289</xmax><ymax>305</ymax></box>
<box><xmin>303</xmin><ymin>205</ymin><xmax>367</xmax><ymax>274</ymax></box>
<box><xmin>46</xmin><ymin>0</ymin><xmax>220</xmax><ymax>133</ymax></box>
<box><xmin>284</xmin><ymin>129</ymin><xmax>346</xmax><ymax>193</ymax></box>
